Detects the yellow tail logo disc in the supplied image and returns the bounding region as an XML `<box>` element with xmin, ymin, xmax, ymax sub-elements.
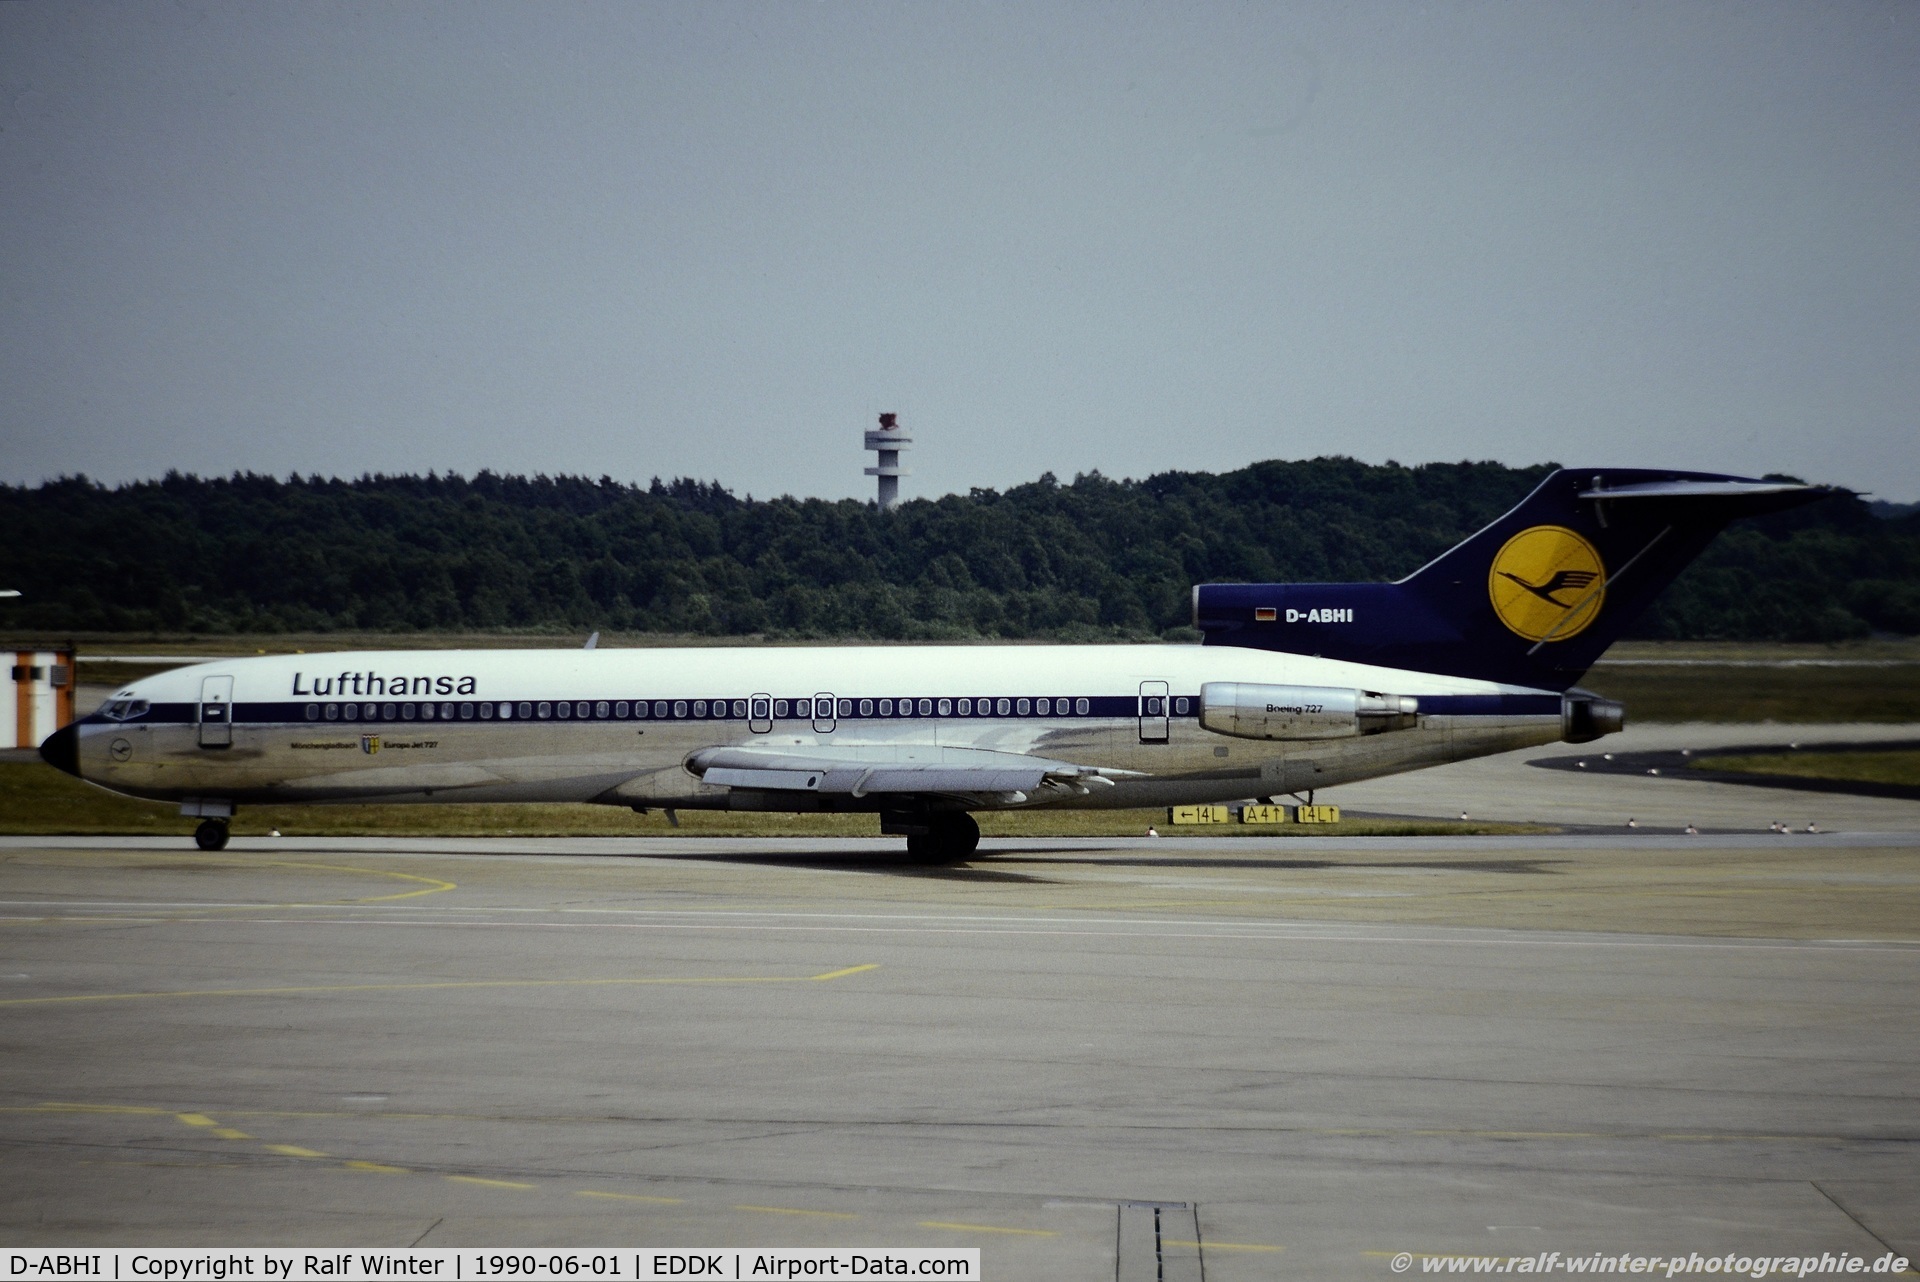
<box><xmin>1487</xmin><ymin>526</ymin><xmax>1607</xmax><ymax>642</ymax></box>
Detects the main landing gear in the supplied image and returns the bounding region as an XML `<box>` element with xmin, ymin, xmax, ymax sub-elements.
<box><xmin>194</xmin><ymin>819</ymin><xmax>230</xmax><ymax>851</ymax></box>
<box><xmin>895</xmin><ymin>811</ymin><xmax>980</xmax><ymax>864</ymax></box>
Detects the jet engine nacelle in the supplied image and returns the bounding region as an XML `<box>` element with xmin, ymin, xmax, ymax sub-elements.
<box><xmin>1199</xmin><ymin>682</ymin><xmax>1419</xmax><ymax>741</ymax></box>
<box><xmin>1561</xmin><ymin>689</ymin><xmax>1625</xmax><ymax>743</ymax></box>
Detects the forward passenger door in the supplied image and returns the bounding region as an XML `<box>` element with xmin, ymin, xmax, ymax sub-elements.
<box><xmin>198</xmin><ymin>675</ymin><xmax>234</xmax><ymax>749</ymax></box>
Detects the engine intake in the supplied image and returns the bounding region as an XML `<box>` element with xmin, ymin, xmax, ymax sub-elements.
<box><xmin>1199</xmin><ymin>682</ymin><xmax>1418</xmax><ymax>741</ymax></box>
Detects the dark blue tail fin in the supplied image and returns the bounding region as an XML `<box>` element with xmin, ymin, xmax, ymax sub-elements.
<box><xmin>1193</xmin><ymin>468</ymin><xmax>1839</xmax><ymax>690</ymax></box>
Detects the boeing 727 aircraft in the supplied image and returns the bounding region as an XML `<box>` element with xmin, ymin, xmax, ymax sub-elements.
<box><xmin>40</xmin><ymin>468</ymin><xmax>1833</xmax><ymax>859</ymax></box>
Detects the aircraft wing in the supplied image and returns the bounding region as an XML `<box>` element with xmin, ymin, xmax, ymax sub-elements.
<box><xmin>687</xmin><ymin>744</ymin><xmax>1125</xmax><ymax>801</ymax></box>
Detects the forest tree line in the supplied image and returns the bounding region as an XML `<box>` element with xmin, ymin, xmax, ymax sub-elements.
<box><xmin>1</xmin><ymin>457</ymin><xmax>1915</xmax><ymax>642</ymax></box>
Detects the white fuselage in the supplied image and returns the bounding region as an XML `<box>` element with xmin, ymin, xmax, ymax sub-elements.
<box><xmin>72</xmin><ymin>643</ymin><xmax>1572</xmax><ymax>813</ymax></box>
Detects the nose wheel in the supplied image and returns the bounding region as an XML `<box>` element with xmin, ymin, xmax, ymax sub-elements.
<box><xmin>194</xmin><ymin>819</ymin><xmax>230</xmax><ymax>852</ymax></box>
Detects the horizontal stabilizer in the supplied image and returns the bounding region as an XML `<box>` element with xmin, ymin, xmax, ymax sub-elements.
<box><xmin>1576</xmin><ymin>478</ymin><xmax>1826</xmax><ymax>502</ymax></box>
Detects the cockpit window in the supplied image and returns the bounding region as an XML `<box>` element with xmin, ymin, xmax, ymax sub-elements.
<box><xmin>99</xmin><ymin>698</ymin><xmax>150</xmax><ymax>721</ymax></box>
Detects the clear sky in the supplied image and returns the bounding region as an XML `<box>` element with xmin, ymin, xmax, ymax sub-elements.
<box><xmin>2</xmin><ymin>2</ymin><xmax>1915</xmax><ymax>500</ymax></box>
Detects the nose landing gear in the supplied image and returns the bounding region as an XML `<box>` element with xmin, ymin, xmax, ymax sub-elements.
<box><xmin>194</xmin><ymin>819</ymin><xmax>230</xmax><ymax>851</ymax></box>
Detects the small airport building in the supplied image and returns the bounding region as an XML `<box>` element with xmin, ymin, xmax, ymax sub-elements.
<box><xmin>5</xmin><ymin>647</ymin><xmax>76</xmax><ymax>750</ymax></box>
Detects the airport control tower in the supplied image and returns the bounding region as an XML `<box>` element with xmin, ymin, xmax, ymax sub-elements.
<box><xmin>864</xmin><ymin>412</ymin><xmax>911</xmax><ymax>509</ymax></box>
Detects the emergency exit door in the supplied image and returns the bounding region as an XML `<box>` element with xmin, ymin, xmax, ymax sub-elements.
<box><xmin>199</xmin><ymin>675</ymin><xmax>234</xmax><ymax>748</ymax></box>
<box><xmin>1138</xmin><ymin>680</ymin><xmax>1169</xmax><ymax>743</ymax></box>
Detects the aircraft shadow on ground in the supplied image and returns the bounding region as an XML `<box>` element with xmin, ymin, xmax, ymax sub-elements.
<box><xmin>979</xmin><ymin>851</ymin><xmax>1570</xmax><ymax>875</ymax></box>
<box><xmin>673</xmin><ymin>851</ymin><xmax>1062</xmax><ymax>883</ymax></box>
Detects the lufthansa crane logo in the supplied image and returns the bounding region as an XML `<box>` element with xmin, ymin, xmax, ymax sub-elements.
<box><xmin>1487</xmin><ymin>525</ymin><xmax>1607</xmax><ymax>642</ymax></box>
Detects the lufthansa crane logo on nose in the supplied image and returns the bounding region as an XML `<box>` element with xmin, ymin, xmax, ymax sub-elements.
<box><xmin>1488</xmin><ymin>525</ymin><xmax>1607</xmax><ymax>642</ymax></box>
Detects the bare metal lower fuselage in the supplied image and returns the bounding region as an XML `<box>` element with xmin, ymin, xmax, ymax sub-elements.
<box><xmin>63</xmin><ymin>643</ymin><xmax>1576</xmax><ymax>816</ymax></box>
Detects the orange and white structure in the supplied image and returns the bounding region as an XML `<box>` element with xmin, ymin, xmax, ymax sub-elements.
<box><xmin>5</xmin><ymin>647</ymin><xmax>76</xmax><ymax>750</ymax></box>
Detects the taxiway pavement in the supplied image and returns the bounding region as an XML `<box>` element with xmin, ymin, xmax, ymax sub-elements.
<box><xmin>1</xmin><ymin>830</ymin><xmax>1916</xmax><ymax>1278</ymax></box>
<box><xmin>1329</xmin><ymin>721</ymin><xmax>1920</xmax><ymax>832</ymax></box>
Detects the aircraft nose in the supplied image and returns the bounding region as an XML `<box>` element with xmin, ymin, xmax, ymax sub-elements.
<box><xmin>39</xmin><ymin>723</ymin><xmax>80</xmax><ymax>777</ymax></box>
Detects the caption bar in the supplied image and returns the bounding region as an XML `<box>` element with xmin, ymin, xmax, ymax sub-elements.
<box><xmin>7</xmin><ymin>1252</ymin><xmax>981</xmax><ymax>1282</ymax></box>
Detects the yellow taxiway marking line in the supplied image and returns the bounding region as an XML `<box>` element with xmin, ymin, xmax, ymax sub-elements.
<box><xmin>734</xmin><ymin>1205</ymin><xmax>858</xmax><ymax>1219</ymax></box>
<box><xmin>447</xmin><ymin>1176</ymin><xmax>535</xmax><ymax>1190</ymax></box>
<box><xmin>1167</xmin><ymin>1239</ymin><xmax>1281</xmax><ymax>1252</ymax></box>
<box><xmin>576</xmin><ymin>1191</ymin><xmax>684</xmax><ymax>1205</ymax></box>
<box><xmin>918</xmin><ymin>1222</ymin><xmax>1056</xmax><ymax>1237</ymax></box>
<box><xmin>173</xmin><ymin>1112</ymin><xmax>251</xmax><ymax>1138</ymax></box>
<box><xmin>342</xmin><ymin>1161</ymin><xmax>409</xmax><ymax>1174</ymax></box>
<box><xmin>0</xmin><ymin>966</ymin><xmax>880</xmax><ymax>1008</ymax></box>
<box><xmin>263</xmin><ymin>1144</ymin><xmax>329</xmax><ymax>1158</ymax></box>
<box><xmin>810</xmin><ymin>963</ymin><xmax>880</xmax><ymax>981</ymax></box>
<box><xmin>46</xmin><ymin>850</ymin><xmax>456</xmax><ymax>906</ymax></box>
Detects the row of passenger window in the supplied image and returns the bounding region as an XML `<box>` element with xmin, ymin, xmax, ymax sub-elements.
<box><xmin>299</xmin><ymin>695</ymin><xmax>1122</xmax><ymax>723</ymax></box>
